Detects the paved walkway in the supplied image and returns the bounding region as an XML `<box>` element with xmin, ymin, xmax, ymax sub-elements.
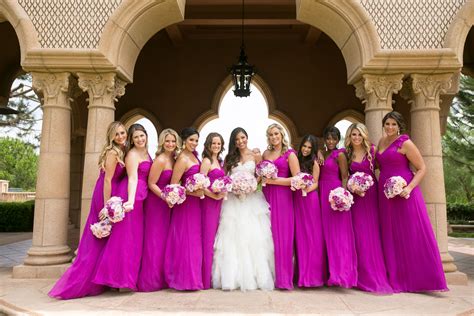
<box><xmin>0</xmin><ymin>234</ymin><xmax>473</xmax><ymax>315</ymax></box>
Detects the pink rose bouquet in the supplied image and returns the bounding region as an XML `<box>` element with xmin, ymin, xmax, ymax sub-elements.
<box><xmin>383</xmin><ymin>176</ymin><xmax>408</xmax><ymax>199</ymax></box>
<box><xmin>291</xmin><ymin>172</ymin><xmax>314</xmax><ymax>197</ymax></box>
<box><xmin>98</xmin><ymin>196</ymin><xmax>126</xmax><ymax>223</ymax></box>
<box><xmin>230</xmin><ymin>171</ymin><xmax>257</xmax><ymax>199</ymax></box>
<box><xmin>162</xmin><ymin>184</ymin><xmax>186</xmax><ymax>206</ymax></box>
<box><xmin>211</xmin><ymin>176</ymin><xmax>233</xmax><ymax>200</ymax></box>
<box><xmin>185</xmin><ymin>173</ymin><xmax>211</xmax><ymax>199</ymax></box>
<box><xmin>328</xmin><ymin>187</ymin><xmax>354</xmax><ymax>211</ymax></box>
<box><xmin>90</xmin><ymin>220</ymin><xmax>112</xmax><ymax>239</ymax></box>
<box><xmin>255</xmin><ymin>160</ymin><xmax>278</xmax><ymax>186</ymax></box>
<box><xmin>347</xmin><ymin>172</ymin><xmax>374</xmax><ymax>197</ymax></box>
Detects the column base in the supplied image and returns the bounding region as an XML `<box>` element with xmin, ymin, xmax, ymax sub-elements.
<box><xmin>23</xmin><ymin>245</ymin><xmax>72</xmax><ymax>266</ymax></box>
<box><xmin>445</xmin><ymin>271</ymin><xmax>468</xmax><ymax>286</ymax></box>
<box><xmin>12</xmin><ymin>263</ymin><xmax>71</xmax><ymax>279</ymax></box>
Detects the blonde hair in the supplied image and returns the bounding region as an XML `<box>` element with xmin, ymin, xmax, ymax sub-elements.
<box><xmin>266</xmin><ymin>123</ymin><xmax>289</xmax><ymax>152</ymax></box>
<box><xmin>98</xmin><ymin>121</ymin><xmax>126</xmax><ymax>170</ymax></box>
<box><xmin>344</xmin><ymin>123</ymin><xmax>374</xmax><ymax>171</ymax></box>
<box><xmin>156</xmin><ymin>128</ymin><xmax>182</xmax><ymax>157</ymax></box>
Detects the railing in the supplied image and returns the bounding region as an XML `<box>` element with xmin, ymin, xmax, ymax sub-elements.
<box><xmin>0</xmin><ymin>192</ymin><xmax>36</xmax><ymax>202</ymax></box>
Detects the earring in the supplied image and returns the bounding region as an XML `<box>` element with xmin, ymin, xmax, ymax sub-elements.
<box><xmin>397</xmin><ymin>129</ymin><xmax>400</xmax><ymax>136</ymax></box>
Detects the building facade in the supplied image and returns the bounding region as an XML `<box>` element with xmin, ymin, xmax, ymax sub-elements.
<box><xmin>0</xmin><ymin>0</ymin><xmax>472</xmax><ymax>282</ymax></box>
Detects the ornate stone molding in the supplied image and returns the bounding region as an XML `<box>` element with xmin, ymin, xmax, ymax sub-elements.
<box><xmin>32</xmin><ymin>72</ymin><xmax>71</xmax><ymax>109</ymax></box>
<box><xmin>355</xmin><ymin>74</ymin><xmax>404</xmax><ymax>112</ymax></box>
<box><xmin>410</xmin><ymin>73</ymin><xmax>453</xmax><ymax>112</ymax></box>
<box><xmin>77</xmin><ymin>73</ymin><xmax>127</xmax><ymax>109</ymax></box>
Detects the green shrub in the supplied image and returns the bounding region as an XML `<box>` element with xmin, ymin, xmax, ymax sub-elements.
<box><xmin>0</xmin><ymin>201</ymin><xmax>34</xmax><ymax>232</ymax></box>
<box><xmin>447</xmin><ymin>203</ymin><xmax>474</xmax><ymax>223</ymax></box>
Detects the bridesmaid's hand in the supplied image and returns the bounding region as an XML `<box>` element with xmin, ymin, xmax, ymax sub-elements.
<box><xmin>123</xmin><ymin>200</ymin><xmax>134</xmax><ymax>212</ymax></box>
<box><xmin>354</xmin><ymin>189</ymin><xmax>365</xmax><ymax>197</ymax></box>
<box><xmin>252</xmin><ymin>148</ymin><xmax>261</xmax><ymax>155</ymax></box>
<box><xmin>317</xmin><ymin>150</ymin><xmax>325</xmax><ymax>166</ymax></box>
<box><xmin>99</xmin><ymin>208</ymin><xmax>108</xmax><ymax>221</ymax></box>
<box><xmin>400</xmin><ymin>186</ymin><xmax>412</xmax><ymax>199</ymax></box>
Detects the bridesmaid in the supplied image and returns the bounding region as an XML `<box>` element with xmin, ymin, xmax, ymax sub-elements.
<box><xmin>93</xmin><ymin>123</ymin><xmax>152</xmax><ymax>290</ymax></box>
<box><xmin>319</xmin><ymin>126</ymin><xmax>357</xmax><ymax>288</ymax></box>
<box><xmin>49</xmin><ymin>122</ymin><xmax>127</xmax><ymax>299</ymax></box>
<box><xmin>262</xmin><ymin>123</ymin><xmax>300</xmax><ymax>290</ymax></box>
<box><xmin>164</xmin><ymin>127</ymin><xmax>204</xmax><ymax>290</ymax></box>
<box><xmin>294</xmin><ymin>134</ymin><xmax>327</xmax><ymax>288</ymax></box>
<box><xmin>200</xmin><ymin>132</ymin><xmax>226</xmax><ymax>289</ymax></box>
<box><xmin>376</xmin><ymin>111</ymin><xmax>448</xmax><ymax>292</ymax></box>
<box><xmin>137</xmin><ymin>128</ymin><xmax>181</xmax><ymax>292</ymax></box>
<box><xmin>344</xmin><ymin>123</ymin><xmax>392</xmax><ymax>294</ymax></box>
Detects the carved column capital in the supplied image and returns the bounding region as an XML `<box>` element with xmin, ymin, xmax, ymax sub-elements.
<box><xmin>32</xmin><ymin>72</ymin><xmax>71</xmax><ymax>109</ymax></box>
<box><xmin>410</xmin><ymin>74</ymin><xmax>453</xmax><ymax>112</ymax></box>
<box><xmin>354</xmin><ymin>74</ymin><xmax>404</xmax><ymax>112</ymax></box>
<box><xmin>77</xmin><ymin>73</ymin><xmax>127</xmax><ymax>109</ymax></box>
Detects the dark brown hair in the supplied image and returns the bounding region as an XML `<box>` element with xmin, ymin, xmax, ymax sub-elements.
<box><xmin>224</xmin><ymin>127</ymin><xmax>248</xmax><ymax>174</ymax></box>
<box><xmin>202</xmin><ymin>132</ymin><xmax>224</xmax><ymax>164</ymax></box>
<box><xmin>126</xmin><ymin>123</ymin><xmax>148</xmax><ymax>153</ymax></box>
<box><xmin>382</xmin><ymin>111</ymin><xmax>406</xmax><ymax>134</ymax></box>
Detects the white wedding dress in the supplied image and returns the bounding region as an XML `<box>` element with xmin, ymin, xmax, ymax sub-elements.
<box><xmin>212</xmin><ymin>160</ymin><xmax>275</xmax><ymax>291</ymax></box>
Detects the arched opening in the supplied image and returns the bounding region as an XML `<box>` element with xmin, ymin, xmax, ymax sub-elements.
<box><xmin>197</xmin><ymin>83</ymin><xmax>292</xmax><ymax>155</ymax></box>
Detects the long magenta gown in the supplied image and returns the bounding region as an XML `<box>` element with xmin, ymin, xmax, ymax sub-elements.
<box><xmin>350</xmin><ymin>146</ymin><xmax>392</xmax><ymax>293</ymax></box>
<box><xmin>294</xmin><ymin>175</ymin><xmax>327</xmax><ymax>287</ymax></box>
<box><xmin>319</xmin><ymin>148</ymin><xmax>357</xmax><ymax>288</ymax></box>
<box><xmin>137</xmin><ymin>169</ymin><xmax>172</xmax><ymax>291</ymax></box>
<box><xmin>262</xmin><ymin>149</ymin><xmax>295</xmax><ymax>290</ymax></box>
<box><xmin>376</xmin><ymin>135</ymin><xmax>448</xmax><ymax>292</ymax></box>
<box><xmin>92</xmin><ymin>159</ymin><xmax>151</xmax><ymax>290</ymax></box>
<box><xmin>164</xmin><ymin>162</ymin><xmax>204</xmax><ymax>290</ymax></box>
<box><xmin>48</xmin><ymin>164</ymin><xmax>125</xmax><ymax>299</ymax></box>
<box><xmin>201</xmin><ymin>165</ymin><xmax>225</xmax><ymax>289</ymax></box>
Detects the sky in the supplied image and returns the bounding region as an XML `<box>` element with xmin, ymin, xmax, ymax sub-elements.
<box><xmin>138</xmin><ymin>84</ymin><xmax>352</xmax><ymax>158</ymax></box>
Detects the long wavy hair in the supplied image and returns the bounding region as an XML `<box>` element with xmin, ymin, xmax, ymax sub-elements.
<box><xmin>344</xmin><ymin>123</ymin><xmax>374</xmax><ymax>171</ymax></box>
<box><xmin>382</xmin><ymin>111</ymin><xmax>406</xmax><ymax>134</ymax></box>
<box><xmin>126</xmin><ymin>123</ymin><xmax>148</xmax><ymax>153</ymax></box>
<box><xmin>202</xmin><ymin>132</ymin><xmax>224</xmax><ymax>164</ymax></box>
<box><xmin>156</xmin><ymin>128</ymin><xmax>181</xmax><ymax>157</ymax></box>
<box><xmin>297</xmin><ymin>134</ymin><xmax>318</xmax><ymax>174</ymax></box>
<box><xmin>224</xmin><ymin>127</ymin><xmax>248</xmax><ymax>174</ymax></box>
<box><xmin>266</xmin><ymin>123</ymin><xmax>289</xmax><ymax>153</ymax></box>
<box><xmin>98</xmin><ymin>121</ymin><xmax>126</xmax><ymax>169</ymax></box>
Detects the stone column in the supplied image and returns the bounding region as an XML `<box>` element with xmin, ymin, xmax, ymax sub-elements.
<box><xmin>13</xmin><ymin>72</ymin><xmax>72</xmax><ymax>278</ymax></box>
<box><xmin>77</xmin><ymin>73</ymin><xmax>126</xmax><ymax>237</ymax></box>
<box><xmin>355</xmin><ymin>74</ymin><xmax>404</xmax><ymax>144</ymax></box>
<box><xmin>409</xmin><ymin>73</ymin><xmax>467</xmax><ymax>284</ymax></box>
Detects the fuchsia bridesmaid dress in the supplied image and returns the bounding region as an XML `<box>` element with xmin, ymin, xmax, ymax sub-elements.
<box><xmin>137</xmin><ymin>169</ymin><xmax>172</xmax><ymax>291</ymax></box>
<box><xmin>350</xmin><ymin>146</ymin><xmax>392</xmax><ymax>293</ymax></box>
<box><xmin>164</xmin><ymin>157</ymin><xmax>204</xmax><ymax>290</ymax></box>
<box><xmin>201</xmin><ymin>165</ymin><xmax>225</xmax><ymax>289</ymax></box>
<box><xmin>92</xmin><ymin>159</ymin><xmax>151</xmax><ymax>290</ymax></box>
<box><xmin>293</xmin><ymin>174</ymin><xmax>327</xmax><ymax>287</ymax></box>
<box><xmin>319</xmin><ymin>148</ymin><xmax>357</xmax><ymax>288</ymax></box>
<box><xmin>262</xmin><ymin>149</ymin><xmax>296</xmax><ymax>290</ymax></box>
<box><xmin>48</xmin><ymin>164</ymin><xmax>125</xmax><ymax>299</ymax></box>
<box><xmin>376</xmin><ymin>135</ymin><xmax>447</xmax><ymax>292</ymax></box>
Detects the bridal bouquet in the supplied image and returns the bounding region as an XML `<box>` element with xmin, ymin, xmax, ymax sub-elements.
<box><xmin>90</xmin><ymin>220</ymin><xmax>112</xmax><ymax>239</ymax></box>
<box><xmin>91</xmin><ymin>196</ymin><xmax>126</xmax><ymax>239</ymax></box>
<box><xmin>347</xmin><ymin>172</ymin><xmax>374</xmax><ymax>197</ymax></box>
<box><xmin>383</xmin><ymin>176</ymin><xmax>408</xmax><ymax>199</ymax></box>
<box><xmin>185</xmin><ymin>173</ymin><xmax>210</xmax><ymax>199</ymax></box>
<box><xmin>162</xmin><ymin>184</ymin><xmax>186</xmax><ymax>206</ymax></box>
<box><xmin>210</xmin><ymin>176</ymin><xmax>233</xmax><ymax>200</ymax></box>
<box><xmin>230</xmin><ymin>171</ymin><xmax>257</xmax><ymax>199</ymax></box>
<box><xmin>291</xmin><ymin>172</ymin><xmax>314</xmax><ymax>197</ymax></box>
<box><xmin>98</xmin><ymin>196</ymin><xmax>126</xmax><ymax>223</ymax></box>
<box><xmin>255</xmin><ymin>160</ymin><xmax>278</xmax><ymax>186</ymax></box>
<box><xmin>329</xmin><ymin>187</ymin><xmax>354</xmax><ymax>211</ymax></box>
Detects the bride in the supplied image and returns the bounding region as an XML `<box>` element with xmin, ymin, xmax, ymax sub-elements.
<box><xmin>212</xmin><ymin>127</ymin><xmax>275</xmax><ymax>291</ymax></box>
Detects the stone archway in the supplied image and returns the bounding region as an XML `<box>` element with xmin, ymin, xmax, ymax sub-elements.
<box><xmin>193</xmin><ymin>74</ymin><xmax>299</xmax><ymax>147</ymax></box>
<box><xmin>444</xmin><ymin>0</ymin><xmax>474</xmax><ymax>69</ymax></box>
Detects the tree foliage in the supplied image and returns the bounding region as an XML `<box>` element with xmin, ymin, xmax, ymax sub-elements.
<box><xmin>0</xmin><ymin>74</ymin><xmax>42</xmax><ymax>145</ymax></box>
<box><xmin>0</xmin><ymin>137</ymin><xmax>38</xmax><ymax>191</ymax></box>
<box><xmin>442</xmin><ymin>74</ymin><xmax>474</xmax><ymax>203</ymax></box>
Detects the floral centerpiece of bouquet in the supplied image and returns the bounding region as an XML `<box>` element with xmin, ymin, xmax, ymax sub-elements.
<box><xmin>185</xmin><ymin>173</ymin><xmax>211</xmax><ymax>199</ymax></box>
<box><xmin>291</xmin><ymin>172</ymin><xmax>314</xmax><ymax>197</ymax></box>
<box><xmin>329</xmin><ymin>187</ymin><xmax>354</xmax><ymax>211</ymax></box>
<box><xmin>162</xmin><ymin>184</ymin><xmax>186</xmax><ymax>206</ymax></box>
<box><xmin>383</xmin><ymin>176</ymin><xmax>408</xmax><ymax>199</ymax></box>
<box><xmin>347</xmin><ymin>172</ymin><xmax>374</xmax><ymax>197</ymax></box>
<box><xmin>230</xmin><ymin>171</ymin><xmax>257</xmax><ymax>200</ymax></box>
<box><xmin>210</xmin><ymin>176</ymin><xmax>233</xmax><ymax>200</ymax></box>
<box><xmin>255</xmin><ymin>160</ymin><xmax>278</xmax><ymax>186</ymax></box>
